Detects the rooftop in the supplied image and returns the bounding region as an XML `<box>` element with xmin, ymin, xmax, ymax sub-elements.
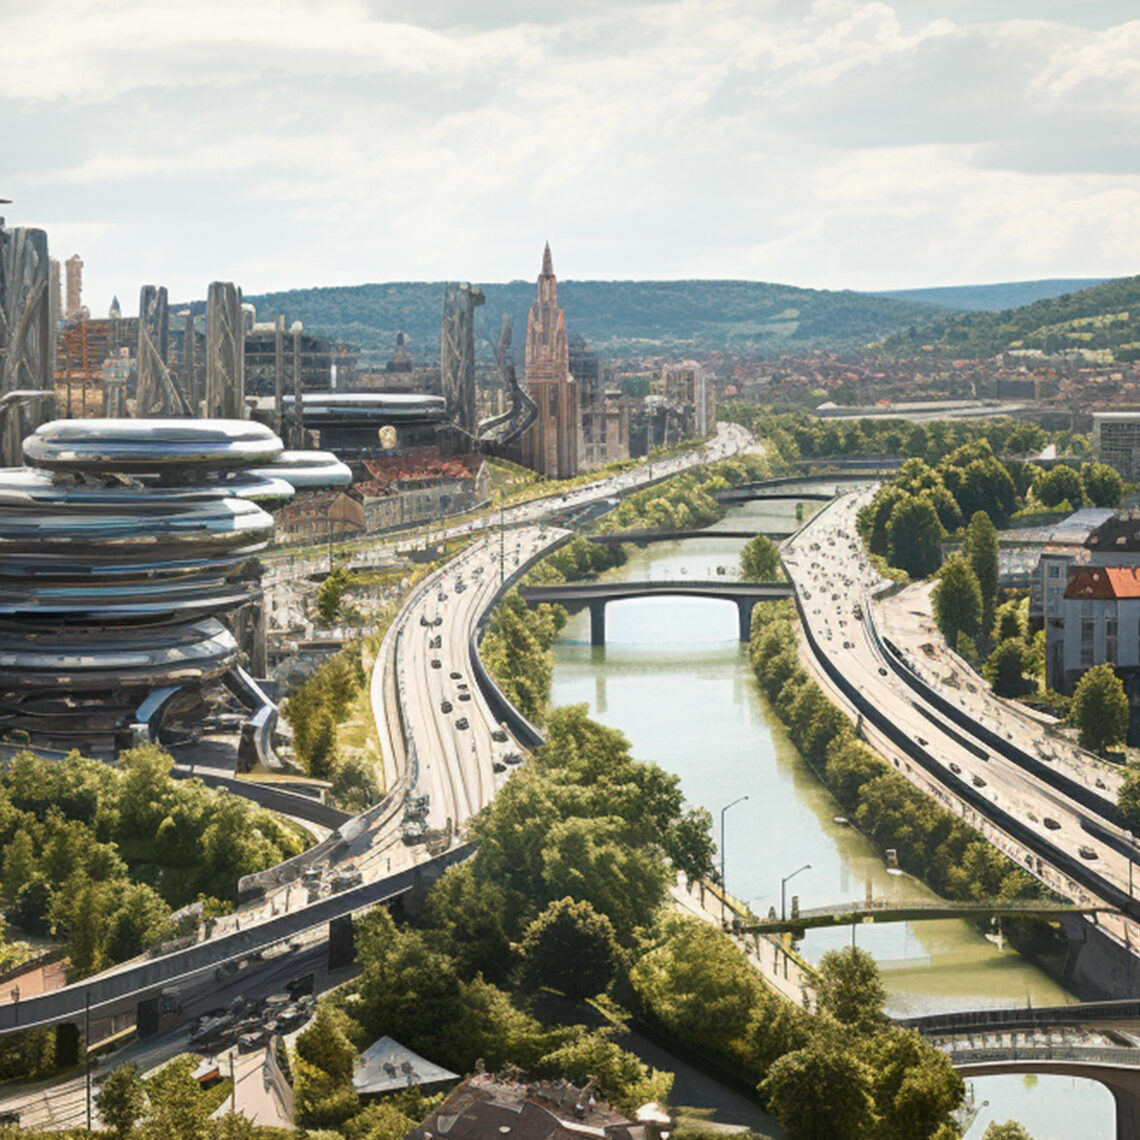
<box><xmin>1064</xmin><ymin>566</ymin><xmax>1140</xmax><ymax>600</ymax></box>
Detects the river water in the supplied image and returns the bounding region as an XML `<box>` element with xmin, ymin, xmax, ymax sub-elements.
<box><xmin>547</xmin><ymin>497</ymin><xmax>1113</xmax><ymax>1139</ymax></box>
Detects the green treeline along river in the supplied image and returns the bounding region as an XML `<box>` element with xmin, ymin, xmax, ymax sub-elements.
<box><xmin>546</xmin><ymin>496</ymin><xmax>1113</xmax><ymax>1140</ymax></box>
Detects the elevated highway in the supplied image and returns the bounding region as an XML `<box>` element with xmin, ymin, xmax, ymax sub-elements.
<box><xmin>0</xmin><ymin>423</ymin><xmax>757</xmax><ymax>1035</ymax></box>
<box><xmin>782</xmin><ymin>492</ymin><xmax>1140</xmax><ymax>992</ymax></box>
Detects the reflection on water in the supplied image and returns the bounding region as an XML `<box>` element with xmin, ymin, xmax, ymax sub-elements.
<box><xmin>547</xmin><ymin>499</ymin><xmax>1111</xmax><ymax>1135</ymax></box>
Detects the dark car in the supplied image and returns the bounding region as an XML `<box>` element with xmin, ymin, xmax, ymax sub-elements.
<box><xmin>430</xmin><ymin>658</ymin><xmax>441</xmax><ymax>669</ymax></box>
<box><xmin>449</xmin><ymin>671</ymin><xmax>462</xmax><ymax>680</ymax></box>
<box><xmin>455</xmin><ymin>717</ymin><xmax>469</xmax><ymax>730</ymax></box>
<box><xmin>1044</xmin><ymin>817</ymin><xmax>1061</xmax><ymax>830</ymax></box>
<box><xmin>440</xmin><ymin>699</ymin><xmax>453</xmax><ymax>714</ymax></box>
<box><xmin>1079</xmin><ymin>846</ymin><xmax>1098</xmax><ymax>861</ymax></box>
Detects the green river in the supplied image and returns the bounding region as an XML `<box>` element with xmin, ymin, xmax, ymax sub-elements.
<box><xmin>547</xmin><ymin>497</ymin><xmax>1113</xmax><ymax>1139</ymax></box>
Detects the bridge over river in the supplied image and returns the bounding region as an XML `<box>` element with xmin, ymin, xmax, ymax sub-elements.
<box><xmin>742</xmin><ymin>897</ymin><xmax>1112</xmax><ymax>934</ymax></box>
<box><xmin>518</xmin><ymin>579</ymin><xmax>794</xmax><ymax>643</ymax></box>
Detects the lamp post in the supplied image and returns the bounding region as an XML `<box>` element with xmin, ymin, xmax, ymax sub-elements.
<box><xmin>719</xmin><ymin>795</ymin><xmax>749</xmax><ymax>922</ymax></box>
<box><xmin>781</xmin><ymin>863</ymin><xmax>811</xmax><ymax>922</ymax></box>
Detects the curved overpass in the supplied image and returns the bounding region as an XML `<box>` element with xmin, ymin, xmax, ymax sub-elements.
<box><xmin>0</xmin><ymin>424</ymin><xmax>758</xmax><ymax>1035</ymax></box>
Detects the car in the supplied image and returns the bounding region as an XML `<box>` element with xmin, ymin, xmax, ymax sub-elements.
<box><xmin>916</xmin><ymin>736</ymin><xmax>929</xmax><ymax>747</ymax></box>
<box><xmin>458</xmin><ymin>690</ymin><xmax>471</xmax><ymax>701</ymax></box>
<box><xmin>878</xmin><ymin>666</ymin><xmax>888</xmax><ymax>676</ymax></box>
<box><xmin>948</xmin><ymin>762</ymin><xmax>961</xmax><ymax>775</ymax></box>
<box><xmin>431</xmin><ymin>658</ymin><xmax>441</xmax><ymax>669</ymax></box>
<box><xmin>440</xmin><ymin>699</ymin><xmax>453</xmax><ymax>714</ymax></box>
<box><xmin>437</xmin><ymin>592</ymin><xmax>447</xmax><ymax>602</ymax></box>
<box><xmin>1079</xmin><ymin>845</ymin><xmax>1098</xmax><ymax>860</ymax></box>
<box><xmin>493</xmin><ymin>759</ymin><xmax>508</xmax><ymax>773</ymax></box>
<box><xmin>449</xmin><ymin>671</ymin><xmax>462</xmax><ymax>680</ymax></box>
<box><xmin>1027</xmin><ymin>811</ymin><xmax>1039</xmax><ymax>823</ymax></box>
<box><xmin>971</xmin><ymin>775</ymin><xmax>986</xmax><ymax>788</ymax></box>
<box><xmin>419</xmin><ymin>614</ymin><xmax>430</xmax><ymax>626</ymax></box>
<box><xmin>503</xmin><ymin>752</ymin><xmax>524</xmax><ymax>766</ymax></box>
<box><xmin>456</xmin><ymin>681</ymin><xmax>469</xmax><ymax>691</ymax></box>
<box><xmin>1044</xmin><ymin>817</ymin><xmax>1061</xmax><ymax>830</ymax></box>
<box><xmin>433</xmin><ymin>616</ymin><xmax>443</xmax><ymax>626</ymax></box>
<box><xmin>491</xmin><ymin>728</ymin><xmax>508</xmax><ymax>742</ymax></box>
<box><xmin>455</xmin><ymin>717</ymin><xmax>469</xmax><ymax>730</ymax></box>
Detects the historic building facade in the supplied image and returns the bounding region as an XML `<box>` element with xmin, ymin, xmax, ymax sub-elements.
<box><xmin>521</xmin><ymin>244</ymin><xmax>579</xmax><ymax>479</ymax></box>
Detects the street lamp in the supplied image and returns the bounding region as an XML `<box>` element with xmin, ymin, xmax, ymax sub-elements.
<box><xmin>781</xmin><ymin>863</ymin><xmax>812</xmax><ymax>922</ymax></box>
<box><xmin>719</xmin><ymin>795</ymin><xmax>749</xmax><ymax>919</ymax></box>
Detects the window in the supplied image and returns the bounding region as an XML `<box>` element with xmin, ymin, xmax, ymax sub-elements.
<box><xmin>1081</xmin><ymin>618</ymin><xmax>1096</xmax><ymax>666</ymax></box>
<box><xmin>1107</xmin><ymin>617</ymin><xmax>1118</xmax><ymax>664</ymax></box>
<box><xmin>1048</xmin><ymin>564</ymin><xmax>1061</xmax><ymax>578</ymax></box>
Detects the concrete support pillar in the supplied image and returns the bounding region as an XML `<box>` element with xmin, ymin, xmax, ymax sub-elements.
<box><xmin>590</xmin><ymin>601</ymin><xmax>606</xmax><ymax>647</ymax></box>
<box><xmin>1113</xmin><ymin>1086</ymin><xmax>1140</xmax><ymax>1140</ymax></box>
<box><xmin>737</xmin><ymin>599</ymin><xmax>754</xmax><ymax>642</ymax></box>
<box><xmin>329</xmin><ymin>914</ymin><xmax>355</xmax><ymax>970</ymax></box>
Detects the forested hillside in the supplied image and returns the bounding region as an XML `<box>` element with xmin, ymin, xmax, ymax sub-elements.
<box><xmin>244</xmin><ymin>279</ymin><xmax>940</xmax><ymax>360</ymax></box>
<box><xmin>874</xmin><ymin>278</ymin><xmax>1113</xmax><ymax>312</ymax></box>
<box><xmin>880</xmin><ymin>274</ymin><xmax>1140</xmax><ymax>359</ymax></box>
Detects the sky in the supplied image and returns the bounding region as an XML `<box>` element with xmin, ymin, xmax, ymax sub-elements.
<box><xmin>4</xmin><ymin>0</ymin><xmax>1140</xmax><ymax>315</ymax></box>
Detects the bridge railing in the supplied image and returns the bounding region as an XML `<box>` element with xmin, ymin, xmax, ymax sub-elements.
<box><xmin>947</xmin><ymin>1045</ymin><xmax>1140</xmax><ymax>1068</ymax></box>
<box><xmin>901</xmin><ymin>998</ymin><xmax>1140</xmax><ymax>1035</ymax></box>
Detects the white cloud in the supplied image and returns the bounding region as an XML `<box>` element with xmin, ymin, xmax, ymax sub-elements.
<box><xmin>5</xmin><ymin>0</ymin><xmax>1140</xmax><ymax>314</ymax></box>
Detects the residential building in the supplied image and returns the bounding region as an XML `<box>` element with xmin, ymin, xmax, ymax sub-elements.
<box><xmin>1093</xmin><ymin>412</ymin><xmax>1140</xmax><ymax>480</ymax></box>
<box><xmin>1050</xmin><ymin>566</ymin><xmax>1140</xmax><ymax>693</ymax></box>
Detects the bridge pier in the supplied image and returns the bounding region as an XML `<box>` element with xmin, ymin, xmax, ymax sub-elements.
<box><xmin>328</xmin><ymin>914</ymin><xmax>355</xmax><ymax>970</ymax></box>
<box><xmin>737</xmin><ymin>600</ymin><xmax>754</xmax><ymax>642</ymax></box>
<box><xmin>590</xmin><ymin>601</ymin><xmax>606</xmax><ymax>647</ymax></box>
<box><xmin>1114</xmin><ymin>1086</ymin><xmax>1140</xmax><ymax>1140</ymax></box>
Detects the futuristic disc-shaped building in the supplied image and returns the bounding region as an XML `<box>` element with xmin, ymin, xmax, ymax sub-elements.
<box><xmin>0</xmin><ymin>419</ymin><xmax>349</xmax><ymax>756</ymax></box>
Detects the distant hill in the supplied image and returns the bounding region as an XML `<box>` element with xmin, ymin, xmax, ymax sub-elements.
<box><xmin>243</xmin><ymin>280</ymin><xmax>941</xmax><ymax>361</ymax></box>
<box><xmin>873</xmin><ymin>278</ymin><xmax>1116</xmax><ymax>312</ymax></box>
<box><xmin>879</xmin><ymin>274</ymin><xmax>1140</xmax><ymax>360</ymax></box>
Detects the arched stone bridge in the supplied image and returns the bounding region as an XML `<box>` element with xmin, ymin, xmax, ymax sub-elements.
<box><xmin>517</xmin><ymin>580</ymin><xmax>794</xmax><ymax>644</ymax></box>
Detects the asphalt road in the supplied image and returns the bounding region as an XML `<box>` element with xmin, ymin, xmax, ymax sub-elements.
<box><xmin>783</xmin><ymin>492</ymin><xmax>1140</xmax><ymax>952</ymax></box>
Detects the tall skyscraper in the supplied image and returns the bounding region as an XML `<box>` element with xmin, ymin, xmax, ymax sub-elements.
<box><xmin>522</xmin><ymin>243</ymin><xmax>578</xmax><ymax>479</ymax></box>
<box><xmin>64</xmin><ymin>254</ymin><xmax>84</xmax><ymax>319</ymax></box>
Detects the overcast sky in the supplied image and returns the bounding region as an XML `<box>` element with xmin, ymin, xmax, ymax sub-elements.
<box><xmin>5</xmin><ymin>0</ymin><xmax>1140</xmax><ymax>315</ymax></box>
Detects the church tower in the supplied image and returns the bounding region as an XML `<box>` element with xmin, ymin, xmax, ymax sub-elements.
<box><xmin>522</xmin><ymin>243</ymin><xmax>579</xmax><ymax>478</ymax></box>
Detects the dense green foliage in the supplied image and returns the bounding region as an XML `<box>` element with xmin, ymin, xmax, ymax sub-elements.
<box><xmin>749</xmin><ymin>602</ymin><xmax>1038</xmax><ymax>905</ymax></box>
<box><xmin>245</xmin><ymin>280</ymin><xmax>940</xmax><ymax>360</ymax></box>
<box><xmin>719</xmin><ymin>408</ymin><xmax>1070</xmax><ymax>465</ymax></box>
<box><xmin>966</xmin><ymin>512</ymin><xmax>1000</xmax><ymax>630</ymax></box>
<box><xmin>875</xmin><ymin>278</ymin><xmax>1111</xmax><ymax>313</ymax></box>
<box><xmin>1070</xmin><ymin>664</ymin><xmax>1130</xmax><ymax>754</ymax></box>
<box><xmin>479</xmin><ymin>591</ymin><xmax>568</xmax><ymax>725</ymax></box>
<box><xmin>933</xmin><ymin>555</ymin><xmax>983</xmax><ymax>648</ymax></box>
<box><xmin>0</xmin><ymin>747</ymin><xmax>300</xmax><ymax>975</ymax></box>
<box><xmin>740</xmin><ymin>534</ymin><xmax>782</xmax><ymax>581</ymax></box>
<box><xmin>519</xmin><ymin>897</ymin><xmax>622</xmax><ymax>1000</ymax></box>
<box><xmin>880</xmin><ymin>272</ymin><xmax>1140</xmax><ymax>359</ymax></box>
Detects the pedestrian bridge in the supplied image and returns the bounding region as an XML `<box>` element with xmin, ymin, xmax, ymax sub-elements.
<box><xmin>742</xmin><ymin>897</ymin><xmax>1112</xmax><ymax>934</ymax></box>
<box><xmin>587</xmin><ymin>529</ymin><xmax>791</xmax><ymax>546</ymax></box>
<box><xmin>516</xmin><ymin>580</ymin><xmax>794</xmax><ymax>643</ymax></box>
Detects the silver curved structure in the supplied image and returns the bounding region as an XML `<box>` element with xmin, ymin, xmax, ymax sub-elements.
<box><xmin>249</xmin><ymin>449</ymin><xmax>352</xmax><ymax>490</ymax></box>
<box><xmin>0</xmin><ymin>419</ymin><xmax>296</xmax><ymax>750</ymax></box>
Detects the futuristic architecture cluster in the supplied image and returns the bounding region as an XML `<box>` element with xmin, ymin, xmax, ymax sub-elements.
<box><xmin>0</xmin><ymin>418</ymin><xmax>349</xmax><ymax>754</ymax></box>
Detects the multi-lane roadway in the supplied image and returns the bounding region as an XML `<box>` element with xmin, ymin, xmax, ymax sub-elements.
<box><xmin>783</xmin><ymin>491</ymin><xmax>1140</xmax><ymax>953</ymax></box>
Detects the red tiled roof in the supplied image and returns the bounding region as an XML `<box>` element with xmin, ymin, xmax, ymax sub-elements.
<box><xmin>1064</xmin><ymin>566</ymin><xmax>1140</xmax><ymax>600</ymax></box>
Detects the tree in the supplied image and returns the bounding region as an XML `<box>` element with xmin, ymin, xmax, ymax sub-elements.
<box><xmin>519</xmin><ymin>897</ymin><xmax>621</xmax><ymax>1000</ymax></box>
<box><xmin>1070</xmin><ymin>664</ymin><xmax>1130</xmax><ymax>753</ymax></box>
<box><xmin>1033</xmin><ymin>465</ymin><xmax>1083</xmax><ymax>509</ymax></box>
<box><xmin>983</xmin><ymin>639</ymin><xmax>1031</xmax><ymax>697</ymax></box>
<box><xmin>96</xmin><ymin>1063</ymin><xmax>147</xmax><ymax>1139</ymax></box>
<box><xmin>966</xmin><ymin>512</ymin><xmax>999</xmax><ymax>631</ymax></box>
<box><xmin>664</xmin><ymin>807</ymin><xmax>716</xmax><ymax>882</ymax></box>
<box><xmin>814</xmin><ymin>946</ymin><xmax>887</xmax><ymax>1032</ymax></box>
<box><xmin>1118</xmin><ymin>765</ymin><xmax>1140</xmax><ymax>832</ymax></box>
<box><xmin>740</xmin><ymin>535</ymin><xmax>781</xmax><ymax>581</ymax></box>
<box><xmin>983</xmin><ymin>1124</ymin><xmax>1036</xmax><ymax>1140</ymax></box>
<box><xmin>932</xmin><ymin>555</ymin><xmax>982</xmax><ymax>648</ymax></box>
<box><xmin>293</xmin><ymin>1005</ymin><xmax>360</xmax><ymax>1129</ymax></box>
<box><xmin>536</xmin><ymin>1031</ymin><xmax>672</xmax><ymax>1116</ymax></box>
<box><xmin>1083</xmin><ymin>462</ymin><xmax>1124</xmax><ymax>508</ymax></box>
<box><xmin>140</xmin><ymin>1056</ymin><xmax>212</xmax><ymax>1140</ymax></box>
<box><xmin>886</xmin><ymin>495</ymin><xmax>945</xmax><ymax>578</ymax></box>
<box><xmin>869</xmin><ymin>1028</ymin><xmax>964</xmax><ymax>1140</ymax></box>
<box><xmin>760</xmin><ymin>1032</ymin><xmax>876</xmax><ymax>1140</ymax></box>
